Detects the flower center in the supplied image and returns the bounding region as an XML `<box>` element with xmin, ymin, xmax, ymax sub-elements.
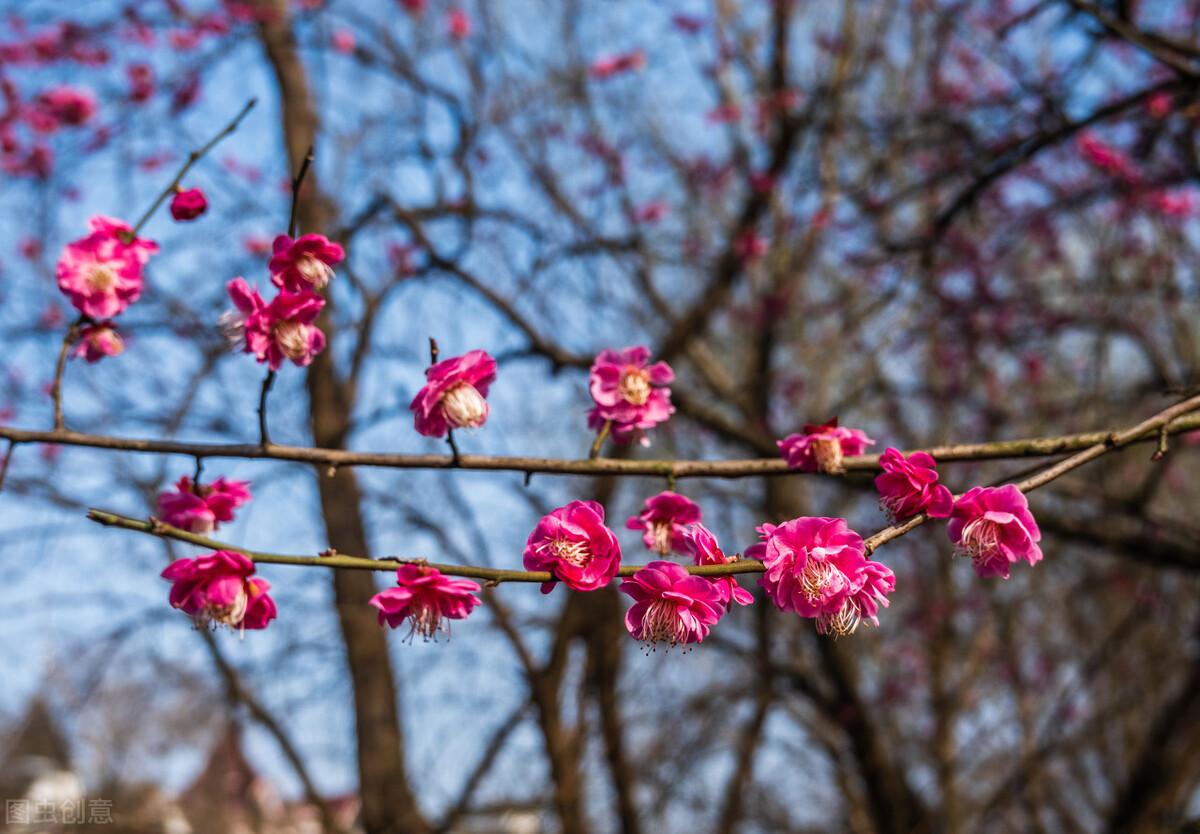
<box><xmin>641</xmin><ymin>599</ymin><xmax>688</xmax><ymax>645</ymax></box>
<box><xmin>87</xmin><ymin>264</ymin><xmax>117</xmax><ymax>292</ymax></box>
<box><xmin>799</xmin><ymin>556</ymin><xmax>839</xmax><ymax>603</ymax></box>
<box><xmin>811</xmin><ymin>435</ymin><xmax>844</xmax><ymax>473</ymax></box>
<box><xmin>200</xmin><ymin>584</ymin><xmax>248</xmax><ymax>629</ymax></box>
<box><xmin>550</xmin><ymin>537</ymin><xmax>592</xmax><ymax>568</ymax></box>
<box><xmin>273</xmin><ymin>320</ymin><xmax>310</xmax><ymax>360</ymax></box>
<box><xmin>296</xmin><ymin>254</ymin><xmax>334</xmax><ymax>289</ymax></box>
<box><xmin>958</xmin><ymin>518</ymin><xmax>1001</xmax><ymax>568</ymax></box>
<box><xmin>441</xmin><ymin>382</ymin><xmax>487</xmax><ymax>429</ymax></box>
<box><xmin>619</xmin><ymin>368</ymin><xmax>651</xmax><ymax>406</ymax></box>
<box><xmin>651</xmin><ymin>521</ymin><xmax>674</xmax><ymax>556</ymax></box>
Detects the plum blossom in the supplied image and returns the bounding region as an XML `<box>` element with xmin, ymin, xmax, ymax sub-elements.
<box><xmin>778</xmin><ymin>418</ymin><xmax>875</xmax><ymax>474</ymax></box>
<box><xmin>161</xmin><ymin>550</ymin><xmax>276</xmax><ymax>631</ymax></box>
<box><xmin>682</xmin><ymin>524</ymin><xmax>754</xmax><ymax>610</ymax></box>
<box><xmin>72</xmin><ymin>321</ymin><xmax>124</xmax><ymax>363</ymax></box>
<box><xmin>626</xmin><ymin>491</ymin><xmax>701</xmax><ymax>556</ymax></box>
<box><xmin>169</xmin><ymin>187</ymin><xmax>208</xmax><ymax>221</ymax></box>
<box><xmin>588</xmin><ymin>50</ymin><xmax>646</xmax><ymax>80</ymax></box>
<box><xmin>28</xmin><ymin>85</ymin><xmax>96</xmax><ymax>132</ymax></box>
<box><xmin>447</xmin><ymin>8</ymin><xmax>471</xmax><ymax>39</ymax></box>
<box><xmin>369</xmin><ymin>564</ymin><xmax>481</xmax><ymax>641</ymax></box>
<box><xmin>747</xmin><ymin>517</ymin><xmax>895</xmax><ymax>636</ymax></box>
<box><xmin>874</xmin><ymin>447</ymin><xmax>954</xmax><ymax>522</ymax></box>
<box><xmin>157</xmin><ymin>475</ymin><xmax>252</xmax><ymax>533</ymax></box>
<box><xmin>268</xmin><ymin>233</ymin><xmax>345</xmax><ymax>292</ymax></box>
<box><xmin>619</xmin><ymin>561</ymin><xmax>723</xmax><ymax>647</ymax></box>
<box><xmin>948</xmin><ymin>485</ymin><xmax>1042</xmax><ymax>579</ymax></box>
<box><xmin>523</xmin><ymin>500</ymin><xmax>622</xmax><ymax>593</ymax></box>
<box><xmin>409</xmin><ymin>350</ymin><xmax>497</xmax><ymax>438</ymax></box>
<box><xmin>587</xmin><ymin>346</ymin><xmax>675</xmax><ymax>445</ymax></box>
<box><xmin>224</xmin><ymin>278</ymin><xmax>326</xmax><ymax>370</ymax></box>
<box><xmin>56</xmin><ymin>216</ymin><xmax>158</xmax><ymax>319</ymax></box>
<box><xmin>1077</xmin><ymin>131</ymin><xmax>1140</xmax><ymax>182</ymax></box>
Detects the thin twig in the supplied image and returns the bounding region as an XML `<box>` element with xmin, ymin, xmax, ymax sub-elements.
<box><xmin>257</xmin><ymin>370</ymin><xmax>276</xmax><ymax>446</ymax></box>
<box><xmin>288</xmin><ymin>145</ymin><xmax>315</xmax><ymax>238</ymax></box>
<box><xmin>589</xmin><ymin>419</ymin><xmax>613</xmax><ymax>460</ymax></box>
<box><xmin>131</xmin><ymin>98</ymin><xmax>257</xmax><ymax>235</ymax></box>
<box><xmin>51</xmin><ymin>315</ymin><xmax>85</xmax><ymax>430</ymax></box>
<box><xmin>0</xmin><ymin>440</ymin><xmax>15</xmax><ymax>492</ymax></box>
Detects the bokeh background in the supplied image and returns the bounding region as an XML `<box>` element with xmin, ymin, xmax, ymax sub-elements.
<box><xmin>2</xmin><ymin>1</ymin><xmax>1200</xmax><ymax>832</ymax></box>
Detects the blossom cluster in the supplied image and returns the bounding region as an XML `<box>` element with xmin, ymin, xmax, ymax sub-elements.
<box><xmin>151</xmin><ymin>340</ymin><xmax>1041</xmax><ymax>648</ymax></box>
<box><xmin>222</xmin><ymin>234</ymin><xmax>344</xmax><ymax>370</ymax></box>
<box><xmin>53</xmin><ymin>215</ymin><xmax>159</xmax><ymax>363</ymax></box>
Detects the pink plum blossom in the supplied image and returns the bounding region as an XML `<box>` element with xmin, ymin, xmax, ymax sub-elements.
<box><xmin>331</xmin><ymin>29</ymin><xmax>355</xmax><ymax>54</ymax></box>
<box><xmin>625</xmin><ymin>490</ymin><xmax>701</xmax><ymax>556</ymax></box>
<box><xmin>523</xmin><ymin>500</ymin><xmax>622</xmax><ymax>593</ymax></box>
<box><xmin>777</xmin><ymin>418</ymin><xmax>875</xmax><ymax>473</ymax></box>
<box><xmin>682</xmin><ymin>524</ymin><xmax>754</xmax><ymax>610</ymax></box>
<box><xmin>1150</xmin><ymin>190</ymin><xmax>1195</xmax><ymax>218</ymax></box>
<box><xmin>588</xmin><ymin>50</ymin><xmax>646</xmax><ymax>80</ymax></box>
<box><xmin>268</xmin><ymin>233</ymin><xmax>345</xmax><ymax>292</ymax></box>
<box><xmin>447</xmin><ymin>8</ymin><xmax>471</xmax><ymax>39</ymax></box>
<box><xmin>161</xmin><ymin>550</ymin><xmax>276</xmax><ymax>630</ymax></box>
<box><xmin>747</xmin><ymin>517</ymin><xmax>895</xmax><ymax>636</ymax></box>
<box><xmin>224</xmin><ymin>278</ymin><xmax>327</xmax><ymax>370</ymax></box>
<box><xmin>157</xmin><ymin>475</ymin><xmax>252</xmax><ymax>533</ymax></box>
<box><xmin>29</xmin><ymin>85</ymin><xmax>96</xmax><ymax>132</ymax></box>
<box><xmin>1077</xmin><ymin>131</ymin><xmax>1140</xmax><ymax>182</ymax></box>
<box><xmin>619</xmin><ymin>561</ymin><xmax>723</xmax><ymax>646</ymax></box>
<box><xmin>72</xmin><ymin>321</ymin><xmax>124</xmax><ymax>363</ymax></box>
<box><xmin>369</xmin><ymin>564</ymin><xmax>481</xmax><ymax>640</ymax></box>
<box><xmin>169</xmin><ymin>187</ymin><xmax>208</xmax><ymax>221</ymax></box>
<box><xmin>587</xmin><ymin>346</ymin><xmax>675</xmax><ymax>445</ymax></box>
<box><xmin>409</xmin><ymin>349</ymin><xmax>497</xmax><ymax>438</ymax></box>
<box><xmin>55</xmin><ymin>216</ymin><xmax>158</xmax><ymax>319</ymax></box>
<box><xmin>948</xmin><ymin>485</ymin><xmax>1043</xmax><ymax>579</ymax></box>
<box><xmin>874</xmin><ymin>447</ymin><xmax>954</xmax><ymax>522</ymax></box>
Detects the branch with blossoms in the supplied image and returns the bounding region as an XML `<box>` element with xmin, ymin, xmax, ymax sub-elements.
<box><xmin>86</xmin><ymin>389</ymin><xmax>1200</xmax><ymax>645</ymax></box>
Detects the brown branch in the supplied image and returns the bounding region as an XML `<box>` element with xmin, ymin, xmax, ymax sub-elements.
<box><xmin>50</xmin><ymin>315</ymin><xmax>85</xmax><ymax>430</ymax></box>
<box><xmin>5</xmin><ymin>409</ymin><xmax>1198</xmax><ymax>480</ymax></box>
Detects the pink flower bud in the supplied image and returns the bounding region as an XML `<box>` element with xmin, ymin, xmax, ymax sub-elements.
<box><xmin>169</xmin><ymin>187</ymin><xmax>208</xmax><ymax>221</ymax></box>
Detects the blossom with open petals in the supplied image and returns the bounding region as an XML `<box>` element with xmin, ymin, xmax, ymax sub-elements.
<box><xmin>225</xmin><ymin>278</ymin><xmax>326</xmax><ymax>370</ymax></box>
<box><xmin>56</xmin><ymin>216</ymin><xmax>158</xmax><ymax>319</ymax></box>
<box><xmin>523</xmin><ymin>500</ymin><xmax>622</xmax><ymax>593</ymax></box>
<box><xmin>626</xmin><ymin>491</ymin><xmax>701</xmax><ymax>556</ymax></box>
<box><xmin>777</xmin><ymin>418</ymin><xmax>874</xmax><ymax>474</ymax></box>
<box><xmin>587</xmin><ymin>346</ymin><xmax>675</xmax><ymax>445</ymax></box>
<box><xmin>369</xmin><ymin>564</ymin><xmax>481</xmax><ymax>640</ymax></box>
<box><xmin>619</xmin><ymin>561</ymin><xmax>722</xmax><ymax>646</ymax></box>
<box><xmin>157</xmin><ymin>475</ymin><xmax>252</xmax><ymax>534</ymax></box>
<box><xmin>874</xmin><ymin>447</ymin><xmax>954</xmax><ymax>522</ymax></box>
<box><xmin>161</xmin><ymin>550</ymin><xmax>276</xmax><ymax>630</ymax></box>
<box><xmin>747</xmin><ymin>517</ymin><xmax>894</xmax><ymax>636</ymax></box>
<box><xmin>409</xmin><ymin>350</ymin><xmax>497</xmax><ymax>438</ymax></box>
<box><xmin>948</xmin><ymin>485</ymin><xmax>1042</xmax><ymax>579</ymax></box>
<box><xmin>268</xmin><ymin>233</ymin><xmax>345</xmax><ymax>292</ymax></box>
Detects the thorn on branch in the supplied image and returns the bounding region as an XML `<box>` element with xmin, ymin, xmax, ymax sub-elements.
<box><xmin>523</xmin><ymin>471</ymin><xmax>533</xmax><ymax>487</ymax></box>
<box><xmin>447</xmin><ymin>430</ymin><xmax>462</xmax><ymax>466</ymax></box>
<box><xmin>0</xmin><ymin>439</ymin><xmax>16</xmax><ymax>493</ymax></box>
